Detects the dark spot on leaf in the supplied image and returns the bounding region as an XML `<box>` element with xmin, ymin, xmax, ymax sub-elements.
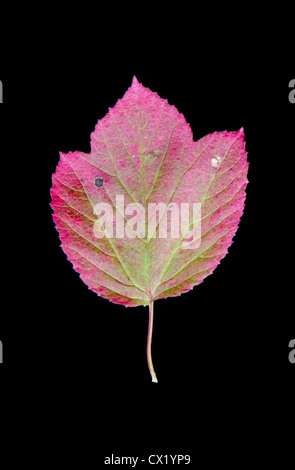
<box><xmin>146</xmin><ymin>150</ymin><xmax>160</xmax><ymax>161</ymax></box>
<box><xmin>94</xmin><ymin>177</ymin><xmax>104</xmax><ymax>188</ymax></box>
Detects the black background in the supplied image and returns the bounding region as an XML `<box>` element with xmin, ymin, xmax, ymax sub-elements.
<box><xmin>0</xmin><ymin>40</ymin><xmax>294</xmax><ymax>463</ymax></box>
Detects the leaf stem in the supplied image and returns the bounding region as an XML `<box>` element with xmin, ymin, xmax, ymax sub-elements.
<box><xmin>147</xmin><ymin>301</ymin><xmax>158</xmax><ymax>383</ymax></box>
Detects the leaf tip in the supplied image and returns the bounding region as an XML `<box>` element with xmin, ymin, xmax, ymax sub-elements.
<box><xmin>132</xmin><ymin>75</ymin><xmax>139</xmax><ymax>85</ymax></box>
<box><xmin>131</xmin><ymin>76</ymin><xmax>143</xmax><ymax>90</ymax></box>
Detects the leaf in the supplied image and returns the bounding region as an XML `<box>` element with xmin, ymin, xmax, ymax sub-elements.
<box><xmin>50</xmin><ymin>77</ymin><xmax>249</xmax><ymax>382</ymax></box>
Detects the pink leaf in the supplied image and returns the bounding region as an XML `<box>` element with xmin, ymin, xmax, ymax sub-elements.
<box><xmin>50</xmin><ymin>77</ymin><xmax>249</xmax><ymax>382</ymax></box>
